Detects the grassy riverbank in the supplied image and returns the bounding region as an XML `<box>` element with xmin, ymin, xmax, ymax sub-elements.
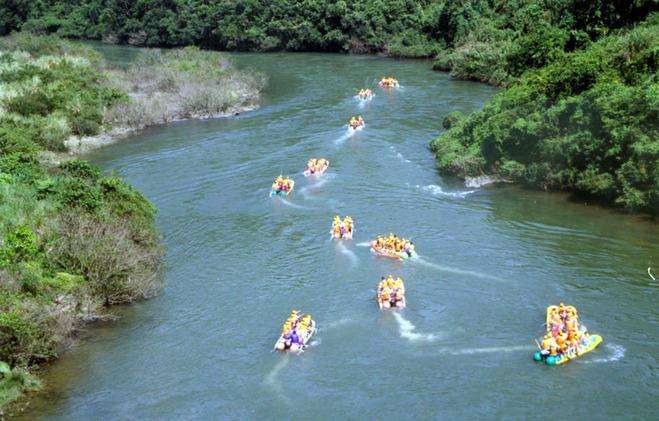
<box><xmin>0</xmin><ymin>34</ymin><xmax>264</xmax><ymax>413</ymax></box>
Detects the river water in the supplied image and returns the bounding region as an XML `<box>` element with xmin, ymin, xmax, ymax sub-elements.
<box><xmin>22</xmin><ymin>52</ymin><xmax>658</xmax><ymax>419</ymax></box>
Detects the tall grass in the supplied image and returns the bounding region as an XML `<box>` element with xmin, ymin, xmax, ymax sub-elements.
<box><xmin>103</xmin><ymin>47</ymin><xmax>266</xmax><ymax>131</ymax></box>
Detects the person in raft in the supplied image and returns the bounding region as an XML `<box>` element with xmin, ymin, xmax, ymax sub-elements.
<box><xmin>331</xmin><ymin>215</ymin><xmax>353</xmax><ymax>239</ymax></box>
<box><xmin>372</xmin><ymin>234</ymin><xmax>415</xmax><ymax>257</ymax></box>
<box><xmin>276</xmin><ymin>310</ymin><xmax>313</xmax><ymax>352</ymax></box>
<box><xmin>378</xmin><ymin>76</ymin><xmax>399</xmax><ymax>88</ymax></box>
<box><xmin>305</xmin><ymin>158</ymin><xmax>329</xmax><ymax>175</ymax></box>
<box><xmin>377</xmin><ymin>275</ymin><xmax>406</xmax><ymax>309</ymax></box>
<box><xmin>357</xmin><ymin>88</ymin><xmax>373</xmax><ymax>100</ymax></box>
<box><xmin>271</xmin><ymin>175</ymin><xmax>293</xmax><ymax>193</ymax></box>
<box><xmin>538</xmin><ymin>303</ymin><xmax>589</xmax><ymax>359</ymax></box>
<box><xmin>348</xmin><ymin>116</ymin><xmax>365</xmax><ymax>129</ymax></box>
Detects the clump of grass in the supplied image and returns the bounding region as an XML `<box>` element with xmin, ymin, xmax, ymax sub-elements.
<box><xmin>0</xmin><ymin>362</ymin><xmax>41</xmax><ymax>412</ymax></box>
<box><xmin>104</xmin><ymin>47</ymin><xmax>267</xmax><ymax>130</ymax></box>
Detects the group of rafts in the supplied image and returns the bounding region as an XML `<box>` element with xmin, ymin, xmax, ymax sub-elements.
<box><xmin>271</xmin><ymin>76</ymin><xmax>603</xmax><ymax>363</ymax></box>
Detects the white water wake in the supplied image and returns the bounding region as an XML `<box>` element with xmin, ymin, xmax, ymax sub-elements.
<box><xmin>416</xmin><ymin>184</ymin><xmax>474</xmax><ymax>199</ymax></box>
<box><xmin>299</xmin><ymin>174</ymin><xmax>333</xmax><ymax>198</ymax></box>
<box><xmin>414</xmin><ymin>257</ymin><xmax>501</xmax><ymax>282</ymax></box>
<box><xmin>279</xmin><ymin>198</ymin><xmax>311</xmax><ymax>210</ymax></box>
<box><xmin>335</xmin><ymin>126</ymin><xmax>364</xmax><ymax>145</ymax></box>
<box><xmin>336</xmin><ymin>241</ymin><xmax>358</xmax><ymax>265</ymax></box>
<box><xmin>264</xmin><ymin>354</ymin><xmax>291</xmax><ymax>404</ymax></box>
<box><xmin>356</xmin><ymin>242</ymin><xmax>371</xmax><ymax>247</ymax></box>
<box><xmin>393</xmin><ymin>312</ymin><xmax>438</xmax><ymax>342</ymax></box>
<box><xmin>444</xmin><ymin>345</ymin><xmax>533</xmax><ymax>355</ymax></box>
<box><xmin>581</xmin><ymin>343</ymin><xmax>625</xmax><ymax>364</ymax></box>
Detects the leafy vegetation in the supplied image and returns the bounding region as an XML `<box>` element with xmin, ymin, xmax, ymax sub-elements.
<box><xmin>0</xmin><ymin>32</ymin><xmax>265</xmax><ymax>411</ymax></box>
<box><xmin>0</xmin><ymin>34</ymin><xmax>158</xmax><ymax>412</ymax></box>
<box><xmin>2</xmin><ymin>1</ymin><xmax>656</xmax><ymax>84</ymax></box>
<box><xmin>431</xmin><ymin>17</ymin><xmax>658</xmax><ymax>213</ymax></box>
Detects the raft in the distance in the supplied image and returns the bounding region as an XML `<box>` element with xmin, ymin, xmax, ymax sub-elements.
<box><xmin>356</xmin><ymin>88</ymin><xmax>374</xmax><ymax>101</ymax></box>
<box><xmin>303</xmin><ymin>158</ymin><xmax>329</xmax><ymax>177</ymax></box>
<box><xmin>378</xmin><ymin>77</ymin><xmax>399</xmax><ymax>89</ymax></box>
<box><xmin>377</xmin><ymin>276</ymin><xmax>406</xmax><ymax>309</ymax></box>
<box><xmin>348</xmin><ymin>116</ymin><xmax>365</xmax><ymax>130</ymax></box>
<box><xmin>369</xmin><ymin>235</ymin><xmax>417</xmax><ymax>260</ymax></box>
<box><xmin>270</xmin><ymin>176</ymin><xmax>294</xmax><ymax>197</ymax></box>
<box><xmin>533</xmin><ymin>304</ymin><xmax>603</xmax><ymax>365</ymax></box>
<box><xmin>331</xmin><ymin>215</ymin><xmax>354</xmax><ymax>240</ymax></box>
<box><xmin>274</xmin><ymin>311</ymin><xmax>316</xmax><ymax>353</ymax></box>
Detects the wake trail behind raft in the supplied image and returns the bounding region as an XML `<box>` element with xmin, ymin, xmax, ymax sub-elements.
<box><xmin>334</xmin><ymin>129</ymin><xmax>359</xmax><ymax>145</ymax></box>
<box><xmin>279</xmin><ymin>198</ymin><xmax>312</xmax><ymax>210</ymax></box>
<box><xmin>443</xmin><ymin>345</ymin><xmax>533</xmax><ymax>355</ymax></box>
<box><xmin>336</xmin><ymin>241</ymin><xmax>358</xmax><ymax>265</ymax></box>
<box><xmin>414</xmin><ymin>257</ymin><xmax>501</xmax><ymax>281</ymax></box>
<box><xmin>393</xmin><ymin>312</ymin><xmax>438</xmax><ymax>342</ymax></box>
<box><xmin>581</xmin><ymin>343</ymin><xmax>625</xmax><ymax>364</ymax></box>
<box><xmin>264</xmin><ymin>354</ymin><xmax>291</xmax><ymax>404</ymax></box>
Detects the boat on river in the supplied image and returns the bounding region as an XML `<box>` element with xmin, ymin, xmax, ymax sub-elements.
<box><xmin>356</xmin><ymin>88</ymin><xmax>374</xmax><ymax>101</ymax></box>
<box><xmin>274</xmin><ymin>311</ymin><xmax>316</xmax><ymax>353</ymax></box>
<box><xmin>270</xmin><ymin>176</ymin><xmax>294</xmax><ymax>197</ymax></box>
<box><xmin>377</xmin><ymin>276</ymin><xmax>406</xmax><ymax>309</ymax></box>
<box><xmin>348</xmin><ymin>116</ymin><xmax>365</xmax><ymax>130</ymax></box>
<box><xmin>304</xmin><ymin>158</ymin><xmax>329</xmax><ymax>177</ymax></box>
<box><xmin>378</xmin><ymin>77</ymin><xmax>399</xmax><ymax>88</ymax></box>
<box><xmin>370</xmin><ymin>235</ymin><xmax>417</xmax><ymax>260</ymax></box>
<box><xmin>533</xmin><ymin>304</ymin><xmax>603</xmax><ymax>365</ymax></box>
<box><xmin>331</xmin><ymin>215</ymin><xmax>353</xmax><ymax>240</ymax></box>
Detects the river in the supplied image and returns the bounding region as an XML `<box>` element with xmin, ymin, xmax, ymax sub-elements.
<box><xmin>21</xmin><ymin>51</ymin><xmax>658</xmax><ymax>419</ymax></box>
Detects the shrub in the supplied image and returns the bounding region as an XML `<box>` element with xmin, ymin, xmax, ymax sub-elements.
<box><xmin>49</xmin><ymin>212</ymin><xmax>162</xmax><ymax>304</ymax></box>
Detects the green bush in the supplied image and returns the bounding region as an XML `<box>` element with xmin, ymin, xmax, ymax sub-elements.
<box><xmin>431</xmin><ymin>18</ymin><xmax>659</xmax><ymax>213</ymax></box>
<box><xmin>0</xmin><ymin>226</ymin><xmax>39</xmax><ymax>268</ymax></box>
<box><xmin>0</xmin><ymin>33</ymin><xmax>164</xmax><ymax>411</ymax></box>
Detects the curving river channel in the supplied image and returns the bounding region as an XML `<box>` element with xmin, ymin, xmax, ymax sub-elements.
<box><xmin>22</xmin><ymin>51</ymin><xmax>658</xmax><ymax>419</ymax></box>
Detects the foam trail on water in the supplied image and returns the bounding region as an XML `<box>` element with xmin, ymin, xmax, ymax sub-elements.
<box><xmin>264</xmin><ymin>354</ymin><xmax>291</xmax><ymax>404</ymax></box>
<box><xmin>393</xmin><ymin>312</ymin><xmax>437</xmax><ymax>342</ymax></box>
<box><xmin>336</xmin><ymin>241</ymin><xmax>358</xmax><ymax>265</ymax></box>
<box><xmin>446</xmin><ymin>345</ymin><xmax>533</xmax><ymax>355</ymax></box>
<box><xmin>300</xmin><ymin>175</ymin><xmax>332</xmax><ymax>197</ymax></box>
<box><xmin>356</xmin><ymin>242</ymin><xmax>371</xmax><ymax>247</ymax></box>
<box><xmin>279</xmin><ymin>198</ymin><xmax>311</xmax><ymax>210</ymax></box>
<box><xmin>417</xmin><ymin>184</ymin><xmax>474</xmax><ymax>199</ymax></box>
<box><xmin>334</xmin><ymin>130</ymin><xmax>355</xmax><ymax>145</ymax></box>
<box><xmin>581</xmin><ymin>343</ymin><xmax>625</xmax><ymax>364</ymax></box>
<box><xmin>415</xmin><ymin>257</ymin><xmax>501</xmax><ymax>282</ymax></box>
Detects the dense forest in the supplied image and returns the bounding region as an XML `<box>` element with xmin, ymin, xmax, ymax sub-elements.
<box><xmin>2</xmin><ymin>1</ymin><xmax>656</xmax><ymax>213</ymax></box>
<box><xmin>1</xmin><ymin>1</ymin><xmax>654</xmax><ymax>85</ymax></box>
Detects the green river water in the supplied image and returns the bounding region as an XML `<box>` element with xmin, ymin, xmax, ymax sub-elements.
<box><xmin>20</xmin><ymin>50</ymin><xmax>658</xmax><ymax>419</ymax></box>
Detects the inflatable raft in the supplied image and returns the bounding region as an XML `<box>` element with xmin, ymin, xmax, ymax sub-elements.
<box><xmin>378</xmin><ymin>77</ymin><xmax>399</xmax><ymax>88</ymax></box>
<box><xmin>331</xmin><ymin>216</ymin><xmax>353</xmax><ymax>240</ymax></box>
<box><xmin>303</xmin><ymin>159</ymin><xmax>329</xmax><ymax>177</ymax></box>
<box><xmin>269</xmin><ymin>179</ymin><xmax>294</xmax><ymax>197</ymax></box>
<box><xmin>370</xmin><ymin>243</ymin><xmax>417</xmax><ymax>260</ymax></box>
<box><xmin>534</xmin><ymin>334</ymin><xmax>603</xmax><ymax>365</ymax></box>
<box><xmin>534</xmin><ymin>303</ymin><xmax>602</xmax><ymax>365</ymax></box>
<box><xmin>274</xmin><ymin>317</ymin><xmax>316</xmax><ymax>353</ymax></box>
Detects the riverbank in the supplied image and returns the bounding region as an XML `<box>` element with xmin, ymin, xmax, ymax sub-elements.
<box><xmin>431</xmin><ymin>17</ymin><xmax>658</xmax><ymax>215</ymax></box>
<box><xmin>0</xmin><ymin>34</ymin><xmax>264</xmax><ymax>414</ymax></box>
